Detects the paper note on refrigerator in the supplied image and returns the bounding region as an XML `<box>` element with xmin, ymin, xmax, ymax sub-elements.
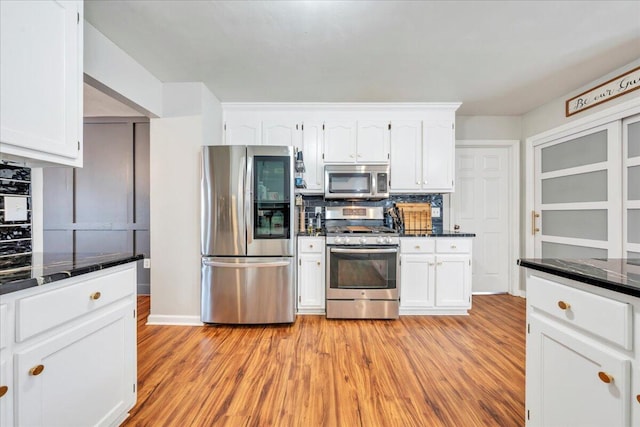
<box><xmin>4</xmin><ymin>196</ymin><xmax>28</xmax><ymax>221</ymax></box>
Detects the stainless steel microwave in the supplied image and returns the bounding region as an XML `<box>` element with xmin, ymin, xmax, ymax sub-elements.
<box><xmin>324</xmin><ymin>164</ymin><xmax>389</xmax><ymax>200</ymax></box>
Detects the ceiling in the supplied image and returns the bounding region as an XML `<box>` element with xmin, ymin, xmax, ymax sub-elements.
<box><xmin>84</xmin><ymin>0</ymin><xmax>640</xmax><ymax>116</ymax></box>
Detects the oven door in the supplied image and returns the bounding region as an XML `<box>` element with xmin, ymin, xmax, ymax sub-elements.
<box><xmin>326</xmin><ymin>246</ymin><xmax>398</xmax><ymax>300</ymax></box>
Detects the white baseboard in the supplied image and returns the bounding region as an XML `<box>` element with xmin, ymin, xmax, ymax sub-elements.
<box><xmin>399</xmin><ymin>308</ymin><xmax>469</xmax><ymax>316</ymax></box>
<box><xmin>146</xmin><ymin>314</ymin><xmax>203</xmax><ymax>326</ymax></box>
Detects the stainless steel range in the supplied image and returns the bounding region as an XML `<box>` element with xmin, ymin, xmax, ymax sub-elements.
<box><xmin>325</xmin><ymin>206</ymin><xmax>399</xmax><ymax>319</ymax></box>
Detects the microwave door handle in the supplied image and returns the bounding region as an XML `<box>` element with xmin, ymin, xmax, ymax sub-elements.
<box><xmin>330</xmin><ymin>248</ymin><xmax>398</xmax><ymax>254</ymax></box>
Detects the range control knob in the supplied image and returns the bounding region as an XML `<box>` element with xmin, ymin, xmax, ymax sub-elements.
<box><xmin>343</xmin><ymin>237</ymin><xmax>351</xmax><ymax>244</ymax></box>
<box><xmin>359</xmin><ymin>237</ymin><xmax>367</xmax><ymax>245</ymax></box>
<box><xmin>335</xmin><ymin>236</ymin><xmax>344</xmax><ymax>244</ymax></box>
<box><xmin>384</xmin><ymin>237</ymin><xmax>392</xmax><ymax>244</ymax></box>
<box><xmin>376</xmin><ymin>236</ymin><xmax>385</xmax><ymax>244</ymax></box>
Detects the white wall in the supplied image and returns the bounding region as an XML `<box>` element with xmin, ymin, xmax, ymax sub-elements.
<box><xmin>83</xmin><ymin>22</ymin><xmax>163</xmax><ymax>118</ymax></box>
<box><xmin>522</xmin><ymin>58</ymin><xmax>640</xmax><ymax>138</ymax></box>
<box><xmin>146</xmin><ymin>84</ymin><xmax>222</xmax><ymax>324</ymax></box>
<box><xmin>455</xmin><ymin>116</ymin><xmax>522</xmax><ymax>140</ymax></box>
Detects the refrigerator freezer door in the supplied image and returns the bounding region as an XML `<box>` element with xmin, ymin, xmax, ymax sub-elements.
<box><xmin>246</xmin><ymin>145</ymin><xmax>294</xmax><ymax>256</ymax></box>
<box><xmin>201</xmin><ymin>257</ymin><xmax>295</xmax><ymax>324</ymax></box>
<box><xmin>201</xmin><ymin>145</ymin><xmax>246</xmax><ymax>256</ymax></box>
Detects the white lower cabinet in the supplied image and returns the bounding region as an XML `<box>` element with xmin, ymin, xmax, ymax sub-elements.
<box><xmin>297</xmin><ymin>237</ymin><xmax>325</xmax><ymax>314</ymax></box>
<box><xmin>399</xmin><ymin>237</ymin><xmax>472</xmax><ymax>315</ymax></box>
<box><xmin>0</xmin><ymin>263</ymin><xmax>137</xmax><ymax>427</ymax></box>
<box><xmin>525</xmin><ymin>270</ymin><xmax>640</xmax><ymax>426</ymax></box>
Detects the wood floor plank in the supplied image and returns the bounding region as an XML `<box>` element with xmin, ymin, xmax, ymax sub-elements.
<box><xmin>124</xmin><ymin>295</ymin><xmax>525</xmax><ymax>426</ymax></box>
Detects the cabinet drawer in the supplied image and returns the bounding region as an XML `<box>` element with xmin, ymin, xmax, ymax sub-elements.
<box><xmin>435</xmin><ymin>238</ymin><xmax>471</xmax><ymax>253</ymax></box>
<box><xmin>400</xmin><ymin>238</ymin><xmax>435</xmax><ymax>253</ymax></box>
<box><xmin>16</xmin><ymin>266</ymin><xmax>136</xmax><ymax>342</ymax></box>
<box><xmin>528</xmin><ymin>274</ymin><xmax>632</xmax><ymax>350</ymax></box>
<box><xmin>298</xmin><ymin>238</ymin><xmax>324</xmax><ymax>254</ymax></box>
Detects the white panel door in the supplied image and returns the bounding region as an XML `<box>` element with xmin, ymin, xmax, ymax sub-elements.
<box><xmin>356</xmin><ymin>120</ymin><xmax>390</xmax><ymax>163</ymax></box>
<box><xmin>297</xmin><ymin>253</ymin><xmax>325</xmax><ymax>312</ymax></box>
<box><xmin>452</xmin><ymin>146</ymin><xmax>510</xmax><ymax>294</ymax></box>
<box><xmin>399</xmin><ymin>253</ymin><xmax>435</xmax><ymax>308</ymax></box>
<box><xmin>323</xmin><ymin>121</ymin><xmax>356</xmax><ymax>163</ymax></box>
<box><xmin>262</xmin><ymin>121</ymin><xmax>299</xmax><ymax>146</ymax></box>
<box><xmin>0</xmin><ymin>0</ymin><xmax>81</xmax><ymax>161</ymax></box>
<box><xmin>390</xmin><ymin>121</ymin><xmax>422</xmax><ymax>191</ymax></box>
<box><xmin>434</xmin><ymin>255</ymin><xmax>470</xmax><ymax>307</ymax></box>
<box><xmin>423</xmin><ymin>120</ymin><xmax>455</xmax><ymax>192</ymax></box>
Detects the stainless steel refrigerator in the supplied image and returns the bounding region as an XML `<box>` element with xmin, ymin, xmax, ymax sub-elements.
<box><xmin>201</xmin><ymin>145</ymin><xmax>295</xmax><ymax>324</ymax></box>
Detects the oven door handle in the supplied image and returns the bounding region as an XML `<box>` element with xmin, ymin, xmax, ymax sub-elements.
<box><xmin>329</xmin><ymin>248</ymin><xmax>398</xmax><ymax>254</ymax></box>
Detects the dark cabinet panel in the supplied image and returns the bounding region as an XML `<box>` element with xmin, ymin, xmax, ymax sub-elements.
<box><xmin>76</xmin><ymin>123</ymin><xmax>133</xmax><ymax>224</ymax></box>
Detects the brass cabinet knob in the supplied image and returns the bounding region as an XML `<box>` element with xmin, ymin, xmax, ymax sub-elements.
<box><xmin>415</xmin><ymin>245</ymin><xmax>421</xmax><ymax>249</ymax></box>
<box><xmin>451</xmin><ymin>245</ymin><xmax>457</xmax><ymax>249</ymax></box>
<box><xmin>90</xmin><ymin>291</ymin><xmax>101</xmax><ymax>300</ymax></box>
<box><xmin>557</xmin><ymin>301</ymin><xmax>571</xmax><ymax>310</ymax></box>
<box><xmin>29</xmin><ymin>365</ymin><xmax>45</xmax><ymax>376</ymax></box>
<box><xmin>0</xmin><ymin>385</ymin><xmax>7</xmax><ymax>398</ymax></box>
<box><xmin>316</xmin><ymin>261</ymin><xmax>321</xmax><ymax>266</ymax></box>
<box><xmin>637</xmin><ymin>395</ymin><xmax>640</xmax><ymax>404</ymax></box>
<box><xmin>598</xmin><ymin>371</ymin><xmax>613</xmax><ymax>383</ymax></box>
<box><xmin>309</xmin><ymin>244</ymin><xmax>313</xmax><ymax>248</ymax></box>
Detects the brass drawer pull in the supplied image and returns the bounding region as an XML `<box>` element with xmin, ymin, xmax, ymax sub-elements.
<box><xmin>90</xmin><ymin>291</ymin><xmax>101</xmax><ymax>300</ymax></box>
<box><xmin>0</xmin><ymin>385</ymin><xmax>7</xmax><ymax>398</ymax></box>
<box><xmin>598</xmin><ymin>371</ymin><xmax>613</xmax><ymax>384</ymax></box>
<box><xmin>29</xmin><ymin>364</ymin><xmax>45</xmax><ymax>376</ymax></box>
<box><xmin>557</xmin><ymin>301</ymin><xmax>570</xmax><ymax>310</ymax></box>
<box><xmin>637</xmin><ymin>395</ymin><xmax>640</xmax><ymax>404</ymax></box>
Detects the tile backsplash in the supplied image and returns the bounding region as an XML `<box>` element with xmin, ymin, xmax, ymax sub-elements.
<box><xmin>300</xmin><ymin>194</ymin><xmax>443</xmax><ymax>233</ymax></box>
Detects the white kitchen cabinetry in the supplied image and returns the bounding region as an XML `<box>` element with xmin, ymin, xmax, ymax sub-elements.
<box><xmin>224</xmin><ymin>119</ymin><xmax>261</xmax><ymax>145</ymax></box>
<box><xmin>399</xmin><ymin>237</ymin><xmax>472</xmax><ymax>315</ymax></box>
<box><xmin>356</xmin><ymin>121</ymin><xmax>390</xmax><ymax>163</ymax></box>
<box><xmin>399</xmin><ymin>239</ymin><xmax>436</xmax><ymax>311</ymax></box>
<box><xmin>262</xmin><ymin>121</ymin><xmax>300</xmax><ymax>146</ymax></box>
<box><xmin>323</xmin><ymin>121</ymin><xmax>390</xmax><ymax>164</ymax></box>
<box><xmin>525</xmin><ymin>271</ymin><xmax>639</xmax><ymax>426</ymax></box>
<box><xmin>0</xmin><ymin>263</ymin><xmax>137</xmax><ymax>427</ymax></box>
<box><xmin>0</xmin><ymin>0</ymin><xmax>83</xmax><ymax>167</ymax></box>
<box><xmin>323</xmin><ymin>121</ymin><xmax>357</xmax><ymax>163</ymax></box>
<box><xmin>297</xmin><ymin>237</ymin><xmax>325</xmax><ymax>314</ymax></box>
<box><xmin>300</xmin><ymin>122</ymin><xmax>324</xmax><ymax>193</ymax></box>
<box><xmin>0</xmin><ymin>303</ymin><xmax>11</xmax><ymax>427</ymax></box>
<box><xmin>390</xmin><ymin>119</ymin><xmax>455</xmax><ymax>193</ymax></box>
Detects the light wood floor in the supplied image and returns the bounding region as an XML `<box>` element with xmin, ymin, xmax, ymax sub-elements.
<box><xmin>124</xmin><ymin>295</ymin><xmax>526</xmax><ymax>427</ymax></box>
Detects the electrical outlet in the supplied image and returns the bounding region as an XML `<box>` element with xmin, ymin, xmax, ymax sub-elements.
<box><xmin>431</xmin><ymin>207</ymin><xmax>441</xmax><ymax>218</ymax></box>
<box><xmin>315</xmin><ymin>207</ymin><xmax>322</xmax><ymax>214</ymax></box>
<box><xmin>143</xmin><ymin>258</ymin><xmax>151</xmax><ymax>269</ymax></box>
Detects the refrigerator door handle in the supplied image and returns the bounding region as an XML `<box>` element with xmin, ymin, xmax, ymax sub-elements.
<box><xmin>246</xmin><ymin>150</ymin><xmax>253</xmax><ymax>245</ymax></box>
<box><xmin>203</xmin><ymin>260</ymin><xmax>290</xmax><ymax>268</ymax></box>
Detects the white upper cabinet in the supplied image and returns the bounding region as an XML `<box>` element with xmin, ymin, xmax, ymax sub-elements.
<box><xmin>356</xmin><ymin>121</ymin><xmax>390</xmax><ymax>163</ymax></box>
<box><xmin>390</xmin><ymin>118</ymin><xmax>455</xmax><ymax>193</ymax></box>
<box><xmin>300</xmin><ymin>122</ymin><xmax>324</xmax><ymax>192</ymax></box>
<box><xmin>224</xmin><ymin>119</ymin><xmax>261</xmax><ymax>145</ymax></box>
<box><xmin>262</xmin><ymin>121</ymin><xmax>300</xmax><ymax>146</ymax></box>
<box><xmin>324</xmin><ymin>121</ymin><xmax>390</xmax><ymax>164</ymax></box>
<box><xmin>0</xmin><ymin>0</ymin><xmax>83</xmax><ymax>167</ymax></box>
<box><xmin>323</xmin><ymin>121</ymin><xmax>357</xmax><ymax>163</ymax></box>
<box><xmin>423</xmin><ymin>119</ymin><xmax>455</xmax><ymax>192</ymax></box>
<box><xmin>390</xmin><ymin>120</ymin><xmax>422</xmax><ymax>191</ymax></box>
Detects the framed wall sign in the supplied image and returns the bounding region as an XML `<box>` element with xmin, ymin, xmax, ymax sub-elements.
<box><xmin>566</xmin><ymin>66</ymin><xmax>640</xmax><ymax>117</ymax></box>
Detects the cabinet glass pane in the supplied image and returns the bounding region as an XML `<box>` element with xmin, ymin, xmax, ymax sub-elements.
<box><xmin>628</xmin><ymin>166</ymin><xmax>640</xmax><ymax>200</ymax></box>
<box><xmin>542</xmin><ymin>170</ymin><xmax>607</xmax><ymax>204</ymax></box>
<box><xmin>542</xmin><ymin>242</ymin><xmax>607</xmax><ymax>258</ymax></box>
<box><xmin>629</xmin><ymin>209</ymin><xmax>640</xmax><ymax>244</ymax></box>
<box><xmin>628</xmin><ymin>121</ymin><xmax>640</xmax><ymax>158</ymax></box>
<box><xmin>628</xmin><ymin>251</ymin><xmax>640</xmax><ymax>258</ymax></box>
<box><xmin>541</xmin><ymin>130</ymin><xmax>607</xmax><ymax>173</ymax></box>
<box><xmin>542</xmin><ymin>210</ymin><xmax>607</xmax><ymax>241</ymax></box>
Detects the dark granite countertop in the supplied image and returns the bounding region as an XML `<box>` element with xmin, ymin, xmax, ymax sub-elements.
<box><xmin>518</xmin><ymin>258</ymin><xmax>640</xmax><ymax>298</ymax></box>
<box><xmin>296</xmin><ymin>231</ymin><xmax>326</xmax><ymax>237</ymax></box>
<box><xmin>400</xmin><ymin>230</ymin><xmax>476</xmax><ymax>237</ymax></box>
<box><xmin>0</xmin><ymin>253</ymin><xmax>143</xmax><ymax>295</ymax></box>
